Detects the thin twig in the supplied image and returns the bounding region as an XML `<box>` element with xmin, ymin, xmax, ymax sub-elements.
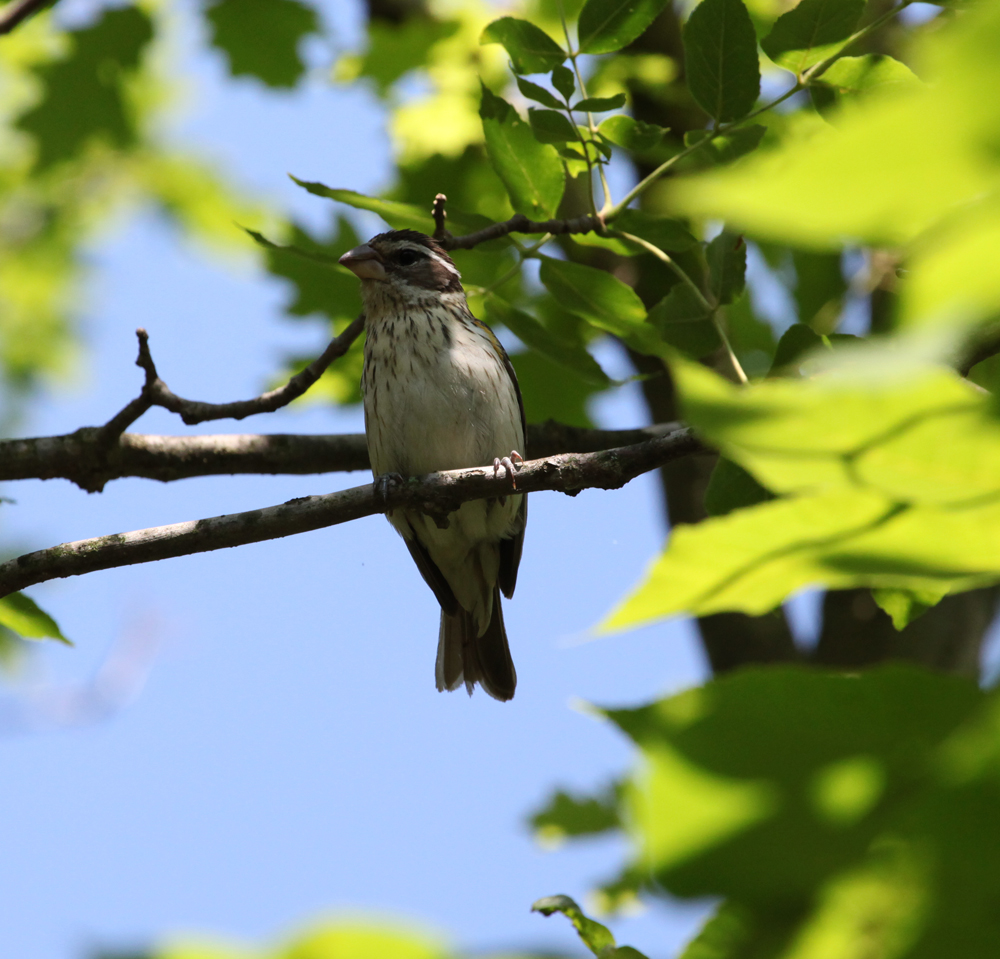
<box><xmin>431</xmin><ymin>193</ymin><xmax>450</xmax><ymax>241</ymax></box>
<box><xmin>0</xmin><ymin>427</ymin><xmax>706</xmax><ymax>599</ymax></box>
<box><xmin>438</xmin><ymin>212</ymin><xmax>600</xmax><ymax>251</ymax></box>
<box><xmin>0</xmin><ymin>0</ymin><xmax>54</xmax><ymax>34</ymax></box>
<box><xmin>124</xmin><ymin>314</ymin><xmax>364</xmax><ymax>427</ymax></box>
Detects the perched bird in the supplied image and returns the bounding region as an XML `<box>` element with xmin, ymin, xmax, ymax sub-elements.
<box><xmin>339</xmin><ymin>229</ymin><xmax>527</xmax><ymax>701</ymax></box>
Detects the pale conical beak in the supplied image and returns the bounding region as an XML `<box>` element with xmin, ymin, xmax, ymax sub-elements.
<box><xmin>339</xmin><ymin>243</ymin><xmax>387</xmax><ymax>281</ymax></box>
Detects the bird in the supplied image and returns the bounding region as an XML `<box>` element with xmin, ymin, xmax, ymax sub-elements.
<box><xmin>339</xmin><ymin>228</ymin><xmax>527</xmax><ymax>701</ymax></box>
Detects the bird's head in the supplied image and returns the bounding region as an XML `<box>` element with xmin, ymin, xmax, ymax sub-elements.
<box><xmin>339</xmin><ymin>230</ymin><xmax>464</xmax><ymax>305</ymax></box>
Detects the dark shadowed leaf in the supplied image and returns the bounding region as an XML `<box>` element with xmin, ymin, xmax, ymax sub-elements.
<box><xmin>528</xmin><ymin>107</ymin><xmax>579</xmax><ymax>143</ymax></box>
<box><xmin>578</xmin><ymin>0</ymin><xmax>670</xmax><ymax>55</ymax></box>
<box><xmin>572</xmin><ymin>93</ymin><xmax>627</xmax><ymax>112</ymax></box>
<box><xmin>517</xmin><ymin>76</ymin><xmax>564</xmax><ymax>109</ymax></box>
<box><xmin>480</xmin><ymin>17</ymin><xmax>566</xmax><ymax>73</ymax></box>
<box><xmin>552</xmin><ymin>64</ymin><xmax>578</xmax><ymax>100</ymax></box>
<box><xmin>480</xmin><ymin>86</ymin><xmax>565</xmax><ymax>217</ymax></box>
<box><xmin>683</xmin><ymin>0</ymin><xmax>761</xmax><ymax>122</ymax></box>
<box><xmin>510</xmin><ymin>349</ymin><xmax>602</xmax><ymax>427</ymax></box>
<box><xmin>486</xmin><ymin>298</ymin><xmax>611</xmax><ymax>386</ymax></box>
<box><xmin>685</xmin><ymin>124</ymin><xmax>766</xmax><ymax>165</ymax></box>
<box><xmin>793</xmin><ymin>249</ymin><xmax>846</xmax><ymax>330</ymax></box>
<box><xmin>16</xmin><ymin>6</ymin><xmax>154</xmax><ymax>168</ymax></box>
<box><xmin>205</xmin><ymin>0</ymin><xmax>320</xmax><ymax>88</ymax></box>
<box><xmin>648</xmin><ymin>284</ymin><xmax>712</xmax><ymax>326</ymax></box>
<box><xmin>769</xmin><ymin>322</ymin><xmax>824</xmax><ymax>374</ymax></box>
<box><xmin>538</xmin><ymin>258</ymin><xmax>661</xmax><ymax>355</ymax></box>
<box><xmin>707</xmin><ymin>231</ymin><xmax>747</xmax><ymax>305</ymax></box>
<box><xmin>530</xmin><ymin>782</ymin><xmax>623</xmax><ymax>842</ymax></box>
<box><xmin>704</xmin><ymin>457</ymin><xmax>776</xmax><ymax>517</ymax></box>
<box><xmin>761</xmin><ymin>0</ymin><xmax>865</xmax><ymax>75</ymax></box>
<box><xmin>616</xmin><ymin>209</ymin><xmax>698</xmax><ymax>251</ymax></box>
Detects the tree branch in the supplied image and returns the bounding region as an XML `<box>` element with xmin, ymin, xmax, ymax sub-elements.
<box><xmin>0</xmin><ymin>421</ymin><xmax>680</xmax><ymax>491</ymax></box>
<box><xmin>0</xmin><ymin>0</ymin><xmax>55</xmax><ymax>34</ymax></box>
<box><xmin>112</xmin><ymin>315</ymin><xmax>365</xmax><ymax>430</ymax></box>
<box><xmin>438</xmin><ymin>209</ymin><xmax>603</xmax><ymax>251</ymax></box>
<box><xmin>0</xmin><ymin>427</ymin><xmax>705</xmax><ymax>598</ymax></box>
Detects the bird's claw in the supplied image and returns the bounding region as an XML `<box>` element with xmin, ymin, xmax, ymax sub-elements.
<box><xmin>493</xmin><ymin>451</ymin><xmax>524</xmax><ymax>489</ymax></box>
<box><xmin>374</xmin><ymin>472</ymin><xmax>403</xmax><ymax>505</ymax></box>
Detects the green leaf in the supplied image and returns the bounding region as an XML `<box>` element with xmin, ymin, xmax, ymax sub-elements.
<box><xmin>572</xmin><ymin>94</ymin><xmax>628</xmax><ymax>112</ymax></box>
<box><xmin>539</xmin><ymin>258</ymin><xmax>660</xmax><ymax>353</ymax></box>
<box><xmin>685</xmin><ymin>125</ymin><xmax>766</xmax><ymax>165</ymax></box>
<box><xmin>480</xmin><ymin>17</ymin><xmax>566</xmax><ymax>74</ymax></box>
<box><xmin>669</xmin><ymin>0</ymin><xmax>1000</xmax><ymax>320</ymax></box>
<box><xmin>532</xmin><ymin>895</ymin><xmax>618</xmax><ymax>956</ymax></box>
<box><xmin>683</xmin><ymin>0</ymin><xmax>761</xmax><ymax>122</ymax></box>
<box><xmin>530</xmin><ymin>782</ymin><xmax>623</xmax><ymax>844</ymax></box>
<box><xmin>516</xmin><ymin>76</ymin><xmax>564</xmax><ymax>109</ymax></box>
<box><xmin>486</xmin><ymin>297</ymin><xmax>611</xmax><ymax>386</ymax></box>
<box><xmin>0</xmin><ymin>593</ymin><xmax>69</xmax><ymax>643</ymax></box>
<box><xmin>528</xmin><ymin>107</ymin><xmax>580</xmax><ymax>144</ymax></box>
<box><xmin>707</xmin><ymin>231</ymin><xmax>746</xmax><ymax>305</ymax></box>
<box><xmin>552</xmin><ymin>64</ymin><xmax>577</xmax><ymax>100</ymax></box>
<box><xmin>337</xmin><ymin>18</ymin><xmax>459</xmax><ymax>95</ymax></box>
<box><xmin>205</xmin><ymin>0</ymin><xmax>320</xmax><ymax>88</ymax></box>
<box><xmin>602</xmin><ymin>666</ymin><xmax>982</xmax><ymax>903</ymax></box>
<box><xmin>648</xmin><ymin>284</ymin><xmax>712</xmax><ymax>326</ymax></box>
<box><xmin>704</xmin><ymin>457</ymin><xmax>775</xmax><ymax>517</ymax></box>
<box><xmin>615</xmin><ymin>209</ymin><xmax>698</xmax><ymax>252</ymax></box>
<box><xmin>16</xmin><ymin>6</ymin><xmax>154</xmax><ymax>169</ymax></box>
<box><xmin>811</xmin><ymin>54</ymin><xmax>921</xmax><ymax>109</ymax></box>
<box><xmin>578</xmin><ymin>0</ymin><xmax>670</xmax><ymax>55</ymax></box>
<box><xmin>480</xmin><ymin>85</ymin><xmax>565</xmax><ymax>218</ymax></box>
<box><xmin>598</xmin><ymin>115</ymin><xmax>668</xmax><ymax>151</ymax></box>
<box><xmin>792</xmin><ymin>250</ymin><xmax>846</xmax><ymax>331</ymax></box>
<box><xmin>761</xmin><ymin>0</ymin><xmax>865</xmax><ymax>76</ymax></box>
<box><xmin>872</xmin><ymin>585</ymin><xmax>949</xmax><ymax>631</ymax></box>
<box><xmin>510</xmin><ymin>349</ymin><xmax>603</xmax><ymax>427</ymax></box>
<box><xmin>769</xmin><ymin>322</ymin><xmax>824</xmax><ymax>375</ymax></box>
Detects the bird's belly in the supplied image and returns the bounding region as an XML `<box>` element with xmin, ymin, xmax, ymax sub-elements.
<box><xmin>364</xmin><ymin>330</ymin><xmax>523</xmax><ymax>478</ymax></box>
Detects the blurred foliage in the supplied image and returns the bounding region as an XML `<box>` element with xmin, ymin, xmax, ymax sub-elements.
<box><xmin>130</xmin><ymin>917</ymin><xmax>572</xmax><ymax>959</ymax></box>
<box><xmin>5</xmin><ymin>0</ymin><xmax>1000</xmax><ymax>957</ymax></box>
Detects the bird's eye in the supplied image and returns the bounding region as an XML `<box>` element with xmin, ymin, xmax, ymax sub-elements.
<box><xmin>396</xmin><ymin>249</ymin><xmax>422</xmax><ymax>267</ymax></box>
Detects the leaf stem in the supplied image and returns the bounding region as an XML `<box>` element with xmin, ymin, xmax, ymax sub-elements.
<box><xmin>617</xmin><ymin>230</ymin><xmax>747</xmax><ymax>384</ymax></box>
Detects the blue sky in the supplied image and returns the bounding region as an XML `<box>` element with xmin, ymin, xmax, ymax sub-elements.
<box><xmin>0</xmin><ymin>2</ymin><xmax>720</xmax><ymax>957</ymax></box>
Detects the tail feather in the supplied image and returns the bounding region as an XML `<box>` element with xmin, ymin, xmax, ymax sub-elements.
<box><xmin>435</xmin><ymin>586</ymin><xmax>516</xmax><ymax>701</ymax></box>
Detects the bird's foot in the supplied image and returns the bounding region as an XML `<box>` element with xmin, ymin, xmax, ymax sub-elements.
<box><xmin>493</xmin><ymin>451</ymin><xmax>524</xmax><ymax>489</ymax></box>
<box><xmin>373</xmin><ymin>472</ymin><xmax>404</xmax><ymax>506</ymax></box>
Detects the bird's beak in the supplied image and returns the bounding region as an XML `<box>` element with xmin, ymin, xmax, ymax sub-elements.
<box><xmin>339</xmin><ymin>244</ymin><xmax>387</xmax><ymax>281</ymax></box>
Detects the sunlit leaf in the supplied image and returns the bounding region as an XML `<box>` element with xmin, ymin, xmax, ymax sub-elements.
<box><xmin>0</xmin><ymin>593</ymin><xmax>69</xmax><ymax>643</ymax></box>
<box><xmin>761</xmin><ymin>0</ymin><xmax>865</xmax><ymax>75</ymax></box>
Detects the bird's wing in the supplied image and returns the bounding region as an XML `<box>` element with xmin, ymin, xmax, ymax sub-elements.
<box><xmin>490</xmin><ymin>328</ymin><xmax>528</xmax><ymax>600</ymax></box>
<box><xmin>403</xmin><ymin>525</ymin><xmax>460</xmax><ymax>615</ymax></box>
